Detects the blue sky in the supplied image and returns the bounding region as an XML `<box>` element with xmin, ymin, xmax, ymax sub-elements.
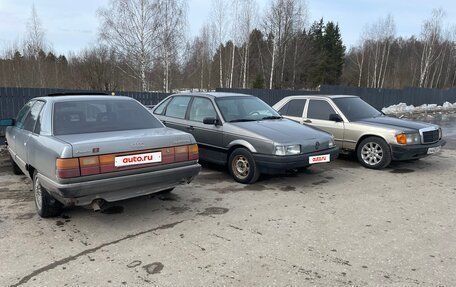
<box><xmin>0</xmin><ymin>0</ymin><xmax>454</xmax><ymax>55</ymax></box>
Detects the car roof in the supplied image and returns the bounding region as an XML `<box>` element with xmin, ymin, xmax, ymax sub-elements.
<box><xmin>32</xmin><ymin>95</ymin><xmax>133</xmax><ymax>103</ymax></box>
<box><xmin>172</xmin><ymin>92</ymin><xmax>253</xmax><ymax>99</ymax></box>
<box><xmin>281</xmin><ymin>94</ymin><xmax>358</xmax><ymax>99</ymax></box>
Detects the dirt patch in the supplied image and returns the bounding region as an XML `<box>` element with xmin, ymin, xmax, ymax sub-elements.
<box><xmin>197</xmin><ymin>207</ymin><xmax>229</xmax><ymax>216</ymax></box>
<box><xmin>390</xmin><ymin>168</ymin><xmax>414</xmax><ymax>174</ymax></box>
<box><xmin>166</xmin><ymin>206</ymin><xmax>190</xmax><ymax>215</ymax></box>
<box><xmin>143</xmin><ymin>262</ymin><xmax>164</xmax><ymax>274</ymax></box>
<box><xmin>101</xmin><ymin>206</ymin><xmax>124</xmax><ymax>214</ymax></box>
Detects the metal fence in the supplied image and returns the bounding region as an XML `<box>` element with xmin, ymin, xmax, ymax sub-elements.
<box><xmin>2</xmin><ymin>85</ymin><xmax>456</xmax><ymax>137</ymax></box>
<box><xmin>217</xmin><ymin>85</ymin><xmax>456</xmax><ymax>110</ymax></box>
<box><xmin>0</xmin><ymin>87</ymin><xmax>171</xmax><ymax>137</ymax></box>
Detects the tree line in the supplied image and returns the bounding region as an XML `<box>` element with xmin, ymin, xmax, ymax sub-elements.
<box><xmin>0</xmin><ymin>1</ymin><xmax>454</xmax><ymax>93</ymax></box>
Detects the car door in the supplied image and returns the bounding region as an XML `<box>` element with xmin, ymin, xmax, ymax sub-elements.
<box><xmin>304</xmin><ymin>99</ymin><xmax>345</xmax><ymax>147</ymax></box>
<box><xmin>14</xmin><ymin>100</ymin><xmax>45</xmax><ymax>171</ymax></box>
<box><xmin>277</xmin><ymin>98</ymin><xmax>307</xmax><ymax>124</ymax></box>
<box><xmin>159</xmin><ymin>96</ymin><xmax>192</xmax><ymax>132</ymax></box>
<box><xmin>187</xmin><ymin>96</ymin><xmax>224</xmax><ymax>162</ymax></box>
<box><xmin>7</xmin><ymin>100</ymin><xmax>35</xmax><ymax>154</ymax></box>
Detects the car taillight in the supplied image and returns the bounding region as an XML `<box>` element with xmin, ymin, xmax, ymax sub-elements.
<box><xmin>175</xmin><ymin>145</ymin><xmax>189</xmax><ymax>162</ymax></box>
<box><xmin>161</xmin><ymin>147</ymin><xmax>175</xmax><ymax>164</ymax></box>
<box><xmin>99</xmin><ymin>154</ymin><xmax>116</xmax><ymax>173</ymax></box>
<box><xmin>56</xmin><ymin>144</ymin><xmax>198</xmax><ymax>178</ymax></box>
<box><xmin>188</xmin><ymin>144</ymin><xmax>199</xmax><ymax>161</ymax></box>
<box><xmin>79</xmin><ymin>156</ymin><xmax>100</xmax><ymax>176</ymax></box>
<box><xmin>56</xmin><ymin>158</ymin><xmax>80</xmax><ymax>178</ymax></box>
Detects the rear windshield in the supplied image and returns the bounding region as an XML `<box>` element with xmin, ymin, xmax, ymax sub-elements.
<box><xmin>53</xmin><ymin>99</ymin><xmax>163</xmax><ymax>135</ymax></box>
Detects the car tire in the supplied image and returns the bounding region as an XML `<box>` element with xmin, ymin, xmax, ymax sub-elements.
<box><xmin>356</xmin><ymin>137</ymin><xmax>392</xmax><ymax>169</ymax></box>
<box><xmin>10</xmin><ymin>156</ymin><xmax>23</xmax><ymax>175</ymax></box>
<box><xmin>33</xmin><ymin>171</ymin><xmax>63</xmax><ymax>218</ymax></box>
<box><xmin>228</xmin><ymin>148</ymin><xmax>260</xmax><ymax>184</ymax></box>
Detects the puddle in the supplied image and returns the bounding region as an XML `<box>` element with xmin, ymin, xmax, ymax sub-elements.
<box><xmin>143</xmin><ymin>262</ymin><xmax>164</xmax><ymax>274</ymax></box>
<box><xmin>280</xmin><ymin>185</ymin><xmax>296</xmax><ymax>192</ymax></box>
<box><xmin>197</xmin><ymin>207</ymin><xmax>229</xmax><ymax>216</ymax></box>
<box><xmin>390</xmin><ymin>168</ymin><xmax>414</xmax><ymax>174</ymax></box>
<box><xmin>101</xmin><ymin>206</ymin><xmax>124</xmax><ymax>214</ymax></box>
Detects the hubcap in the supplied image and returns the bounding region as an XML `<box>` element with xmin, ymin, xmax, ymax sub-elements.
<box><xmin>34</xmin><ymin>178</ymin><xmax>43</xmax><ymax>210</ymax></box>
<box><xmin>232</xmin><ymin>155</ymin><xmax>250</xmax><ymax>179</ymax></box>
<box><xmin>361</xmin><ymin>142</ymin><xmax>383</xmax><ymax>166</ymax></box>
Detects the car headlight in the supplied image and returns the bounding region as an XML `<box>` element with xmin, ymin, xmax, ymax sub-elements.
<box><xmin>328</xmin><ymin>137</ymin><xmax>336</xmax><ymax>148</ymax></box>
<box><xmin>396</xmin><ymin>133</ymin><xmax>420</xmax><ymax>145</ymax></box>
<box><xmin>274</xmin><ymin>144</ymin><xmax>301</xmax><ymax>156</ymax></box>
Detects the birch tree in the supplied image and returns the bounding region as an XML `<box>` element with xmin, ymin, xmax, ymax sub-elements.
<box><xmin>211</xmin><ymin>0</ymin><xmax>229</xmax><ymax>88</ymax></box>
<box><xmin>362</xmin><ymin>14</ymin><xmax>395</xmax><ymax>88</ymax></box>
<box><xmin>418</xmin><ymin>9</ymin><xmax>445</xmax><ymax>88</ymax></box>
<box><xmin>24</xmin><ymin>4</ymin><xmax>47</xmax><ymax>87</ymax></box>
<box><xmin>263</xmin><ymin>0</ymin><xmax>307</xmax><ymax>89</ymax></box>
<box><xmin>238</xmin><ymin>0</ymin><xmax>257</xmax><ymax>88</ymax></box>
<box><xmin>157</xmin><ymin>0</ymin><xmax>187</xmax><ymax>92</ymax></box>
<box><xmin>98</xmin><ymin>0</ymin><xmax>163</xmax><ymax>91</ymax></box>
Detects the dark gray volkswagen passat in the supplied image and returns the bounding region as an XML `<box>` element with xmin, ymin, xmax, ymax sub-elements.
<box><xmin>152</xmin><ymin>92</ymin><xmax>339</xmax><ymax>184</ymax></box>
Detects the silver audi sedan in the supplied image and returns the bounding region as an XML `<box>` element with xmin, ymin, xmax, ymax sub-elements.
<box><xmin>0</xmin><ymin>94</ymin><xmax>201</xmax><ymax>217</ymax></box>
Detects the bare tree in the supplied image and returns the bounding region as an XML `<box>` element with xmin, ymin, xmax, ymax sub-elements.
<box><xmin>24</xmin><ymin>4</ymin><xmax>47</xmax><ymax>87</ymax></box>
<box><xmin>418</xmin><ymin>9</ymin><xmax>445</xmax><ymax>88</ymax></box>
<box><xmin>211</xmin><ymin>0</ymin><xmax>229</xmax><ymax>88</ymax></box>
<box><xmin>98</xmin><ymin>0</ymin><xmax>163</xmax><ymax>91</ymax></box>
<box><xmin>361</xmin><ymin>14</ymin><xmax>395</xmax><ymax>88</ymax></box>
<box><xmin>156</xmin><ymin>0</ymin><xmax>187</xmax><ymax>92</ymax></box>
<box><xmin>237</xmin><ymin>0</ymin><xmax>257</xmax><ymax>88</ymax></box>
<box><xmin>263</xmin><ymin>0</ymin><xmax>307</xmax><ymax>89</ymax></box>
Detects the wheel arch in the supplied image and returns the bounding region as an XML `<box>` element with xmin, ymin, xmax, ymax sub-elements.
<box><xmin>355</xmin><ymin>134</ymin><xmax>391</xmax><ymax>153</ymax></box>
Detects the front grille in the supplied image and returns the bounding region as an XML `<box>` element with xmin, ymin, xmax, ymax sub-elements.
<box><xmin>422</xmin><ymin>130</ymin><xmax>439</xmax><ymax>144</ymax></box>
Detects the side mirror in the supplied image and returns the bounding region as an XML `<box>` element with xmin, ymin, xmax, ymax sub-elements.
<box><xmin>0</xmin><ymin>118</ymin><xmax>14</xmax><ymax>126</ymax></box>
<box><xmin>203</xmin><ymin>117</ymin><xmax>220</xmax><ymax>125</ymax></box>
<box><xmin>329</xmin><ymin>114</ymin><xmax>343</xmax><ymax>122</ymax></box>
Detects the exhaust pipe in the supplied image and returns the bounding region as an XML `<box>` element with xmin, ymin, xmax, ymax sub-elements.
<box><xmin>91</xmin><ymin>199</ymin><xmax>104</xmax><ymax>212</ymax></box>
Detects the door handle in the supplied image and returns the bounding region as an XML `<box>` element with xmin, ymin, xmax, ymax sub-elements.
<box><xmin>303</xmin><ymin>119</ymin><xmax>312</xmax><ymax>123</ymax></box>
<box><xmin>162</xmin><ymin>120</ymin><xmax>167</xmax><ymax>124</ymax></box>
<box><xmin>186</xmin><ymin>126</ymin><xmax>194</xmax><ymax>131</ymax></box>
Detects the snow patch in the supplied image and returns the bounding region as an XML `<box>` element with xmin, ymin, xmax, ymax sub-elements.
<box><xmin>382</xmin><ymin>102</ymin><xmax>456</xmax><ymax>114</ymax></box>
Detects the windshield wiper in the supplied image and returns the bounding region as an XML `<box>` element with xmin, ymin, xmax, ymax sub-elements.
<box><xmin>261</xmin><ymin>116</ymin><xmax>282</xmax><ymax>120</ymax></box>
<box><xmin>229</xmin><ymin>118</ymin><xmax>257</xmax><ymax>123</ymax></box>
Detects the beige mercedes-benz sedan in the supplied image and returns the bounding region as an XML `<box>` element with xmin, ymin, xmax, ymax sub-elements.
<box><xmin>273</xmin><ymin>95</ymin><xmax>445</xmax><ymax>169</ymax></box>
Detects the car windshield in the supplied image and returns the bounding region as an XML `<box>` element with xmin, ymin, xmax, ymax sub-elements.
<box><xmin>215</xmin><ymin>96</ymin><xmax>281</xmax><ymax>122</ymax></box>
<box><xmin>53</xmin><ymin>99</ymin><xmax>163</xmax><ymax>135</ymax></box>
<box><xmin>332</xmin><ymin>97</ymin><xmax>382</xmax><ymax>121</ymax></box>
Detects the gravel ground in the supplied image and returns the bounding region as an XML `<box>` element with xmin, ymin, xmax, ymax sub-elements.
<box><xmin>0</xmin><ymin>115</ymin><xmax>455</xmax><ymax>287</ymax></box>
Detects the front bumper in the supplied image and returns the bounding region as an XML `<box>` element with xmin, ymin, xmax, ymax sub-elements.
<box><xmin>39</xmin><ymin>163</ymin><xmax>201</xmax><ymax>206</ymax></box>
<box><xmin>391</xmin><ymin>139</ymin><xmax>446</xmax><ymax>161</ymax></box>
<box><xmin>253</xmin><ymin>147</ymin><xmax>339</xmax><ymax>174</ymax></box>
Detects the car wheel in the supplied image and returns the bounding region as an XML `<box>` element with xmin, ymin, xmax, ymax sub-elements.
<box><xmin>357</xmin><ymin>137</ymin><xmax>392</xmax><ymax>169</ymax></box>
<box><xmin>10</xmin><ymin>156</ymin><xmax>23</xmax><ymax>175</ymax></box>
<box><xmin>228</xmin><ymin>148</ymin><xmax>260</xmax><ymax>184</ymax></box>
<box><xmin>33</xmin><ymin>171</ymin><xmax>63</xmax><ymax>218</ymax></box>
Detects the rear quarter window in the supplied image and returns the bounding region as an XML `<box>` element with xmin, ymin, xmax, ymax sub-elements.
<box><xmin>53</xmin><ymin>99</ymin><xmax>163</xmax><ymax>135</ymax></box>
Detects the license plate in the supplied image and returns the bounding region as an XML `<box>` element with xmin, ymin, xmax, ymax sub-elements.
<box><xmin>115</xmin><ymin>152</ymin><xmax>162</xmax><ymax>167</ymax></box>
<box><xmin>427</xmin><ymin>146</ymin><xmax>441</xmax><ymax>155</ymax></box>
<box><xmin>309</xmin><ymin>154</ymin><xmax>330</xmax><ymax>164</ymax></box>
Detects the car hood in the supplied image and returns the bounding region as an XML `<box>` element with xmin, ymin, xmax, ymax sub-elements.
<box><xmin>357</xmin><ymin>116</ymin><xmax>437</xmax><ymax>131</ymax></box>
<box><xmin>230</xmin><ymin>119</ymin><xmax>330</xmax><ymax>144</ymax></box>
<box><xmin>55</xmin><ymin>127</ymin><xmax>194</xmax><ymax>157</ymax></box>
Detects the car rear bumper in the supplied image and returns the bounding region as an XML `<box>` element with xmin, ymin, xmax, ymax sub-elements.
<box><xmin>253</xmin><ymin>147</ymin><xmax>339</xmax><ymax>174</ymax></box>
<box><xmin>39</xmin><ymin>163</ymin><xmax>201</xmax><ymax>206</ymax></box>
<box><xmin>391</xmin><ymin>139</ymin><xmax>446</xmax><ymax>161</ymax></box>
